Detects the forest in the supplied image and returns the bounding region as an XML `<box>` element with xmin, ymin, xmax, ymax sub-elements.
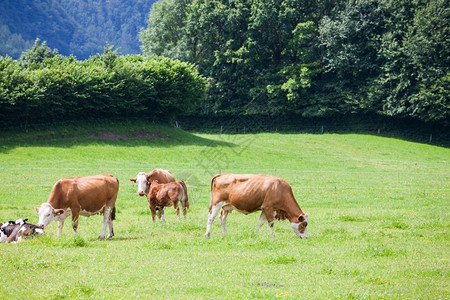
<box><xmin>0</xmin><ymin>0</ymin><xmax>448</xmax><ymax>128</ymax></box>
<box><xmin>141</xmin><ymin>0</ymin><xmax>448</xmax><ymax>124</ymax></box>
<box><xmin>0</xmin><ymin>0</ymin><xmax>156</xmax><ymax>59</ymax></box>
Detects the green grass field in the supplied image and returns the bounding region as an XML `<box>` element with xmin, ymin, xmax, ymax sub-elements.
<box><xmin>0</xmin><ymin>123</ymin><xmax>448</xmax><ymax>299</ymax></box>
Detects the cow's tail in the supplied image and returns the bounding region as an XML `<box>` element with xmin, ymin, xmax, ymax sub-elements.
<box><xmin>111</xmin><ymin>206</ymin><xmax>116</xmax><ymax>221</ymax></box>
<box><xmin>180</xmin><ymin>181</ymin><xmax>189</xmax><ymax>209</ymax></box>
<box><xmin>209</xmin><ymin>174</ymin><xmax>220</xmax><ymax>213</ymax></box>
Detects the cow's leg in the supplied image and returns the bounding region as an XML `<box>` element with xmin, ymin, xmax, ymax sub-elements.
<box><xmin>263</xmin><ymin>208</ymin><xmax>275</xmax><ymax>237</ymax></box>
<box><xmin>99</xmin><ymin>206</ymin><xmax>112</xmax><ymax>240</ymax></box>
<box><xmin>57</xmin><ymin>219</ymin><xmax>65</xmax><ymax>237</ymax></box>
<box><xmin>155</xmin><ymin>207</ymin><xmax>162</xmax><ymax>221</ymax></box>
<box><xmin>205</xmin><ymin>201</ymin><xmax>225</xmax><ymax>237</ymax></box>
<box><xmin>256</xmin><ymin>212</ymin><xmax>267</xmax><ymax>233</ymax></box>
<box><xmin>160</xmin><ymin>207</ymin><xmax>166</xmax><ymax>222</ymax></box>
<box><xmin>182</xmin><ymin>200</ymin><xmax>187</xmax><ymax>219</ymax></box>
<box><xmin>181</xmin><ymin>190</ymin><xmax>189</xmax><ymax>219</ymax></box>
<box><xmin>150</xmin><ymin>204</ymin><xmax>156</xmax><ymax>222</ymax></box>
<box><xmin>71</xmin><ymin>213</ymin><xmax>79</xmax><ymax>234</ymax></box>
<box><xmin>173</xmin><ymin>200</ymin><xmax>180</xmax><ymax>219</ymax></box>
<box><xmin>107</xmin><ymin>207</ymin><xmax>114</xmax><ymax>238</ymax></box>
<box><xmin>219</xmin><ymin>210</ymin><xmax>229</xmax><ymax>236</ymax></box>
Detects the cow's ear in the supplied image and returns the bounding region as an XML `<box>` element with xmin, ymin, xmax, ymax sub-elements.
<box><xmin>130</xmin><ymin>178</ymin><xmax>137</xmax><ymax>183</ymax></box>
<box><xmin>34</xmin><ymin>207</ymin><xmax>40</xmax><ymax>213</ymax></box>
<box><xmin>54</xmin><ymin>209</ymin><xmax>65</xmax><ymax>215</ymax></box>
<box><xmin>298</xmin><ymin>215</ymin><xmax>305</xmax><ymax>222</ymax></box>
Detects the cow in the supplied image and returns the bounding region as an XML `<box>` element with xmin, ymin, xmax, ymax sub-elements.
<box><xmin>35</xmin><ymin>174</ymin><xmax>119</xmax><ymax>240</ymax></box>
<box><xmin>0</xmin><ymin>219</ymin><xmax>44</xmax><ymax>243</ymax></box>
<box><xmin>147</xmin><ymin>180</ymin><xmax>189</xmax><ymax>222</ymax></box>
<box><xmin>0</xmin><ymin>221</ymin><xmax>15</xmax><ymax>242</ymax></box>
<box><xmin>205</xmin><ymin>174</ymin><xmax>309</xmax><ymax>239</ymax></box>
<box><xmin>130</xmin><ymin>168</ymin><xmax>175</xmax><ymax>196</ymax></box>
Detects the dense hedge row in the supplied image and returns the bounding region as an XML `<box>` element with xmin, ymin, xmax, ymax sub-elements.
<box><xmin>0</xmin><ymin>46</ymin><xmax>206</xmax><ymax>129</ymax></box>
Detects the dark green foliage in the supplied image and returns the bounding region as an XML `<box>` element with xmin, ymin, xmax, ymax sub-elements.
<box><xmin>20</xmin><ymin>39</ymin><xmax>59</xmax><ymax>68</ymax></box>
<box><xmin>140</xmin><ymin>0</ymin><xmax>448</xmax><ymax>124</ymax></box>
<box><xmin>0</xmin><ymin>48</ymin><xmax>206</xmax><ymax>129</ymax></box>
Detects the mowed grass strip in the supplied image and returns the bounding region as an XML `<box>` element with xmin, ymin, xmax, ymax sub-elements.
<box><xmin>0</xmin><ymin>123</ymin><xmax>448</xmax><ymax>299</ymax></box>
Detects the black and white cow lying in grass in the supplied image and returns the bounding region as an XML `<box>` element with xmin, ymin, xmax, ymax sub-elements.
<box><xmin>0</xmin><ymin>219</ymin><xmax>44</xmax><ymax>243</ymax></box>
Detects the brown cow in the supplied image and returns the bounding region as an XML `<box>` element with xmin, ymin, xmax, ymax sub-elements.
<box><xmin>205</xmin><ymin>174</ymin><xmax>308</xmax><ymax>239</ymax></box>
<box><xmin>147</xmin><ymin>180</ymin><xmax>189</xmax><ymax>221</ymax></box>
<box><xmin>130</xmin><ymin>168</ymin><xmax>175</xmax><ymax>196</ymax></box>
<box><xmin>35</xmin><ymin>174</ymin><xmax>119</xmax><ymax>240</ymax></box>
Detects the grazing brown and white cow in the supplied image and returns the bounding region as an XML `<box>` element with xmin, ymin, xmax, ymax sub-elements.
<box><xmin>206</xmin><ymin>174</ymin><xmax>308</xmax><ymax>239</ymax></box>
<box><xmin>130</xmin><ymin>168</ymin><xmax>175</xmax><ymax>196</ymax></box>
<box><xmin>0</xmin><ymin>219</ymin><xmax>44</xmax><ymax>243</ymax></box>
<box><xmin>35</xmin><ymin>174</ymin><xmax>119</xmax><ymax>240</ymax></box>
<box><xmin>147</xmin><ymin>180</ymin><xmax>189</xmax><ymax>221</ymax></box>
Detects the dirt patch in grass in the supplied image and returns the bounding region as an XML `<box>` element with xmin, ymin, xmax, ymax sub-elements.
<box><xmin>88</xmin><ymin>131</ymin><xmax>169</xmax><ymax>141</ymax></box>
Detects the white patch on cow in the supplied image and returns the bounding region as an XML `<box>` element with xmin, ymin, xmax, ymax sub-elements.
<box><xmin>256</xmin><ymin>213</ymin><xmax>266</xmax><ymax>233</ymax></box>
<box><xmin>35</xmin><ymin>228</ymin><xmax>44</xmax><ymax>235</ymax></box>
<box><xmin>135</xmin><ymin>172</ymin><xmax>149</xmax><ymax>196</ymax></box>
<box><xmin>15</xmin><ymin>219</ymin><xmax>25</xmax><ymax>225</ymax></box>
<box><xmin>268</xmin><ymin>220</ymin><xmax>275</xmax><ymax>236</ymax></box>
<box><xmin>290</xmin><ymin>214</ymin><xmax>308</xmax><ymax>239</ymax></box>
<box><xmin>205</xmin><ymin>201</ymin><xmax>226</xmax><ymax>237</ymax></box>
<box><xmin>80</xmin><ymin>206</ymin><xmax>105</xmax><ymax>217</ymax></box>
<box><xmin>290</xmin><ymin>222</ymin><xmax>302</xmax><ymax>237</ymax></box>
<box><xmin>0</xmin><ymin>231</ymin><xmax>6</xmax><ymax>243</ymax></box>
<box><xmin>37</xmin><ymin>203</ymin><xmax>72</xmax><ymax>228</ymax></box>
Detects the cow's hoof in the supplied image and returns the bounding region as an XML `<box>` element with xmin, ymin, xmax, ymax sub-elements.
<box><xmin>98</xmin><ymin>235</ymin><xmax>105</xmax><ymax>240</ymax></box>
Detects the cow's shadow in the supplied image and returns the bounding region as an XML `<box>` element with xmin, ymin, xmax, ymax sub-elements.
<box><xmin>91</xmin><ymin>236</ymin><xmax>140</xmax><ymax>242</ymax></box>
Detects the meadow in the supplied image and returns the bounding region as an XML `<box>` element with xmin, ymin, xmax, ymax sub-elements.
<box><xmin>0</xmin><ymin>122</ymin><xmax>448</xmax><ymax>299</ymax></box>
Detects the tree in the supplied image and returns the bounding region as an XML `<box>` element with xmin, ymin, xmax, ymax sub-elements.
<box><xmin>19</xmin><ymin>39</ymin><xmax>58</xmax><ymax>68</ymax></box>
<box><xmin>140</xmin><ymin>0</ymin><xmax>190</xmax><ymax>60</ymax></box>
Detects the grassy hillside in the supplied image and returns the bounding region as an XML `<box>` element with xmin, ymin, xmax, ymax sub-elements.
<box><xmin>0</xmin><ymin>123</ymin><xmax>448</xmax><ymax>298</ymax></box>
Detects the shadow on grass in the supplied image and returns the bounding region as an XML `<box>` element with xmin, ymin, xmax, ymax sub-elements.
<box><xmin>0</xmin><ymin>121</ymin><xmax>235</xmax><ymax>154</ymax></box>
<box><xmin>94</xmin><ymin>235</ymin><xmax>141</xmax><ymax>242</ymax></box>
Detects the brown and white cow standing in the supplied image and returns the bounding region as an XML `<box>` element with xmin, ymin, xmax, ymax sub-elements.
<box><xmin>130</xmin><ymin>168</ymin><xmax>175</xmax><ymax>196</ymax></box>
<box><xmin>206</xmin><ymin>174</ymin><xmax>308</xmax><ymax>239</ymax></box>
<box><xmin>35</xmin><ymin>174</ymin><xmax>119</xmax><ymax>240</ymax></box>
<box><xmin>147</xmin><ymin>180</ymin><xmax>189</xmax><ymax>221</ymax></box>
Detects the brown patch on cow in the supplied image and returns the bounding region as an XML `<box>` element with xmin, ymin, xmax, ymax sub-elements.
<box><xmin>299</xmin><ymin>221</ymin><xmax>308</xmax><ymax>233</ymax></box>
<box><xmin>89</xmin><ymin>131</ymin><xmax>168</xmax><ymax>141</ymax></box>
<box><xmin>275</xmin><ymin>210</ymin><xmax>288</xmax><ymax>221</ymax></box>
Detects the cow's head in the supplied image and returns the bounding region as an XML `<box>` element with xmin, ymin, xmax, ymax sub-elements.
<box><xmin>290</xmin><ymin>213</ymin><xmax>308</xmax><ymax>239</ymax></box>
<box><xmin>130</xmin><ymin>172</ymin><xmax>149</xmax><ymax>196</ymax></box>
<box><xmin>34</xmin><ymin>203</ymin><xmax>65</xmax><ymax>228</ymax></box>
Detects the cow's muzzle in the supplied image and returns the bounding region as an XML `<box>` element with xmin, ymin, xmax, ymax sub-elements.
<box><xmin>138</xmin><ymin>191</ymin><xmax>145</xmax><ymax>196</ymax></box>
